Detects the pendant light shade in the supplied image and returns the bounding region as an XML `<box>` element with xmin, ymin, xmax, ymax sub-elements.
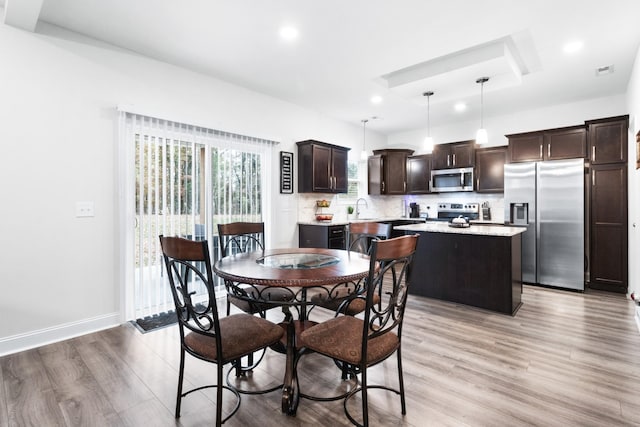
<box><xmin>476</xmin><ymin>77</ymin><xmax>489</xmax><ymax>145</ymax></box>
<box><xmin>360</xmin><ymin>119</ymin><xmax>369</xmax><ymax>160</ymax></box>
<box><xmin>423</xmin><ymin>91</ymin><xmax>434</xmax><ymax>153</ymax></box>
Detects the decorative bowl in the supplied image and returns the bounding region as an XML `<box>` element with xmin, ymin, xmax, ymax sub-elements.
<box><xmin>316</xmin><ymin>214</ymin><xmax>334</xmax><ymax>222</ymax></box>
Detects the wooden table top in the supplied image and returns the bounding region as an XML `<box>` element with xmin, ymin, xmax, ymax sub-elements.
<box><xmin>213</xmin><ymin>247</ymin><xmax>371</xmax><ymax>287</ymax></box>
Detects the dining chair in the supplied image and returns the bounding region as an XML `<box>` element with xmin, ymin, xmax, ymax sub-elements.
<box><xmin>311</xmin><ymin>221</ymin><xmax>391</xmax><ymax>316</ymax></box>
<box><xmin>218</xmin><ymin>222</ymin><xmax>293</xmax><ymax>375</ymax></box>
<box><xmin>298</xmin><ymin>233</ymin><xmax>420</xmax><ymax>427</ymax></box>
<box><xmin>159</xmin><ymin>235</ymin><xmax>284</xmax><ymax>426</ymax></box>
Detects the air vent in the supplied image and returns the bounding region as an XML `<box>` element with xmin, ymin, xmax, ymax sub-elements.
<box><xmin>595</xmin><ymin>65</ymin><xmax>614</xmax><ymax>76</ymax></box>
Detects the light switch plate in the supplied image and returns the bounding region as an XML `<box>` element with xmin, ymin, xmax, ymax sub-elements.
<box><xmin>76</xmin><ymin>201</ymin><xmax>95</xmax><ymax>217</ymax></box>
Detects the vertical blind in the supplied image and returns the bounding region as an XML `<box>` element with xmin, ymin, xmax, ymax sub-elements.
<box><xmin>119</xmin><ymin>111</ymin><xmax>276</xmax><ymax>320</ymax></box>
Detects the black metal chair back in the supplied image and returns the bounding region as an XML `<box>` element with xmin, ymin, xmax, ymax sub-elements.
<box><xmin>218</xmin><ymin>222</ymin><xmax>264</xmax><ymax>257</ymax></box>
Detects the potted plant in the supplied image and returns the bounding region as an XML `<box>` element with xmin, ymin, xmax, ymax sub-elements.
<box><xmin>347</xmin><ymin>205</ymin><xmax>355</xmax><ymax>220</ymax></box>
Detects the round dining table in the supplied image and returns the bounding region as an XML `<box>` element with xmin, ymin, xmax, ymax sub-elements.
<box><xmin>213</xmin><ymin>247</ymin><xmax>372</xmax><ymax>415</ymax></box>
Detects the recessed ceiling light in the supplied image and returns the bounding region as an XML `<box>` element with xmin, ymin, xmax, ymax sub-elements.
<box><xmin>563</xmin><ymin>40</ymin><xmax>583</xmax><ymax>54</ymax></box>
<box><xmin>370</xmin><ymin>95</ymin><xmax>383</xmax><ymax>105</ymax></box>
<box><xmin>454</xmin><ymin>102</ymin><xmax>467</xmax><ymax>112</ymax></box>
<box><xmin>279</xmin><ymin>26</ymin><xmax>298</xmax><ymax>41</ymax></box>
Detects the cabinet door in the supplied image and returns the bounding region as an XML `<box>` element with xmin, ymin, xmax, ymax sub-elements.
<box><xmin>311</xmin><ymin>144</ymin><xmax>332</xmax><ymax>192</ymax></box>
<box><xmin>451</xmin><ymin>142</ymin><xmax>475</xmax><ymax>167</ymax></box>
<box><xmin>431</xmin><ymin>145</ymin><xmax>450</xmax><ymax>169</ymax></box>
<box><xmin>589</xmin><ymin>119</ymin><xmax>628</xmax><ymax>164</ymax></box>
<box><xmin>367</xmin><ymin>155</ymin><xmax>383</xmax><ymax>195</ymax></box>
<box><xmin>590</xmin><ymin>164</ymin><xmax>627</xmax><ymax>292</ymax></box>
<box><xmin>544</xmin><ymin>127</ymin><xmax>586</xmax><ymax>160</ymax></box>
<box><xmin>384</xmin><ymin>152</ymin><xmax>408</xmax><ymax>194</ymax></box>
<box><xmin>407</xmin><ymin>155</ymin><xmax>431</xmax><ymax>194</ymax></box>
<box><xmin>331</xmin><ymin>148</ymin><xmax>349</xmax><ymax>193</ymax></box>
<box><xmin>508</xmin><ymin>134</ymin><xmax>543</xmax><ymax>163</ymax></box>
<box><xmin>475</xmin><ymin>147</ymin><xmax>506</xmax><ymax>193</ymax></box>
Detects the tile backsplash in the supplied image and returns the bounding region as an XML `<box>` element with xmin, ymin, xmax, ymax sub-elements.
<box><xmin>297</xmin><ymin>193</ymin><xmax>505</xmax><ymax>223</ymax></box>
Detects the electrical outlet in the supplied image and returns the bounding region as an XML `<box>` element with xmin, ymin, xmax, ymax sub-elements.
<box><xmin>76</xmin><ymin>201</ymin><xmax>95</xmax><ymax>217</ymax></box>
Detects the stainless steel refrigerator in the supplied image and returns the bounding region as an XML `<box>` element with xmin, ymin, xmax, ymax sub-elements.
<box><xmin>504</xmin><ymin>159</ymin><xmax>584</xmax><ymax>290</ymax></box>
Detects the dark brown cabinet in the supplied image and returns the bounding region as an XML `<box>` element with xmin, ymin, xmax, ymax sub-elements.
<box><xmin>431</xmin><ymin>141</ymin><xmax>475</xmax><ymax>169</ymax></box>
<box><xmin>544</xmin><ymin>127</ymin><xmax>587</xmax><ymax>160</ymax></box>
<box><xmin>368</xmin><ymin>149</ymin><xmax>414</xmax><ymax>195</ymax></box>
<box><xmin>587</xmin><ymin>116</ymin><xmax>628</xmax><ymax>164</ymax></box>
<box><xmin>587</xmin><ymin>116</ymin><xmax>628</xmax><ymax>293</ymax></box>
<box><xmin>297</xmin><ymin>140</ymin><xmax>350</xmax><ymax>193</ymax></box>
<box><xmin>408</xmin><ymin>231</ymin><xmax>522</xmax><ymax>315</ymax></box>
<box><xmin>299</xmin><ymin>224</ymin><xmax>346</xmax><ymax>249</ymax></box>
<box><xmin>507</xmin><ymin>126</ymin><xmax>586</xmax><ymax>163</ymax></box>
<box><xmin>407</xmin><ymin>154</ymin><xmax>431</xmax><ymax>194</ymax></box>
<box><xmin>475</xmin><ymin>146</ymin><xmax>506</xmax><ymax>193</ymax></box>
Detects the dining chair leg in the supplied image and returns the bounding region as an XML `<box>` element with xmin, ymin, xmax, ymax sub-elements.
<box><xmin>216</xmin><ymin>363</ymin><xmax>224</xmax><ymax>426</ymax></box>
<box><xmin>176</xmin><ymin>348</ymin><xmax>186</xmax><ymax>418</ymax></box>
<box><xmin>361</xmin><ymin>363</ymin><xmax>369</xmax><ymax>427</ymax></box>
<box><xmin>397</xmin><ymin>348</ymin><xmax>406</xmax><ymax>414</ymax></box>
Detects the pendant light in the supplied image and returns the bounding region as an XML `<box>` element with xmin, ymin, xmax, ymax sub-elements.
<box><xmin>423</xmin><ymin>91</ymin><xmax>434</xmax><ymax>153</ymax></box>
<box><xmin>360</xmin><ymin>119</ymin><xmax>369</xmax><ymax>160</ymax></box>
<box><xmin>476</xmin><ymin>77</ymin><xmax>489</xmax><ymax>145</ymax></box>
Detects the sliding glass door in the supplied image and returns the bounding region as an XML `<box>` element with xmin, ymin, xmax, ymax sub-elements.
<box><xmin>121</xmin><ymin>112</ymin><xmax>274</xmax><ymax>320</ymax></box>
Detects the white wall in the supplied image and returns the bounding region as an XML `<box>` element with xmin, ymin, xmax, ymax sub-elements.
<box><xmin>626</xmin><ymin>44</ymin><xmax>640</xmax><ymax>301</ymax></box>
<box><xmin>387</xmin><ymin>95</ymin><xmax>628</xmax><ymax>152</ymax></box>
<box><xmin>0</xmin><ymin>21</ymin><xmax>385</xmax><ymax>354</ymax></box>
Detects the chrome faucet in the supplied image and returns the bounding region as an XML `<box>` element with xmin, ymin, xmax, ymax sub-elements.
<box><xmin>355</xmin><ymin>198</ymin><xmax>368</xmax><ymax>219</ymax></box>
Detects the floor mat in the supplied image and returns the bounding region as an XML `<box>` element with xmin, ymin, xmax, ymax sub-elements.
<box><xmin>132</xmin><ymin>310</ymin><xmax>178</xmax><ymax>333</ymax></box>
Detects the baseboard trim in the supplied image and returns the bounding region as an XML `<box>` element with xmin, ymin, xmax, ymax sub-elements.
<box><xmin>0</xmin><ymin>312</ymin><xmax>121</xmax><ymax>357</ymax></box>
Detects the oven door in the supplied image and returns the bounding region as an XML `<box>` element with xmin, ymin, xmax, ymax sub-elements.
<box><xmin>431</xmin><ymin>167</ymin><xmax>474</xmax><ymax>192</ymax></box>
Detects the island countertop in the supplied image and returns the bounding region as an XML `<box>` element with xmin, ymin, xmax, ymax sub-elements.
<box><xmin>395</xmin><ymin>221</ymin><xmax>526</xmax><ymax>237</ymax></box>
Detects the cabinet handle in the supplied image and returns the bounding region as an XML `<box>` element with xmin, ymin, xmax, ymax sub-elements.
<box><xmin>592</xmin><ymin>172</ymin><xmax>595</xmax><ymax>187</ymax></box>
<box><xmin>382</xmin><ymin>181</ymin><xmax>385</xmax><ymax>192</ymax></box>
<box><xmin>547</xmin><ymin>144</ymin><xmax>551</xmax><ymax>158</ymax></box>
<box><xmin>592</xmin><ymin>146</ymin><xmax>596</xmax><ymax>162</ymax></box>
<box><xmin>404</xmin><ymin>182</ymin><xmax>406</xmax><ymax>192</ymax></box>
<box><xmin>332</xmin><ymin>176</ymin><xmax>335</xmax><ymax>189</ymax></box>
<box><xmin>453</xmin><ymin>154</ymin><xmax>456</xmax><ymax>165</ymax></box>
<box><xmin>539</xmin><ymin>144</ymin><xmax>543</xmax><ymax>158</ymax></box>
<box><xmin>447</xmin><ymin>154</ymin><xmax>450</xmax><ymax>167</ymax></box>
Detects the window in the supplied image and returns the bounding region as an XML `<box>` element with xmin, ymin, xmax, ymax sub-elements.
<box><xmin>338</xmin><ymin>159</ymin><xmax>362</xmax><ymax>202</ymax></box>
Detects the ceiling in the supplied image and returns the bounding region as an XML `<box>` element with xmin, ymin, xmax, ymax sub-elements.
<box><xmin>4</xmin><ymin>0</ymin><xmax>640</xmax><ymax>135</ymax></box>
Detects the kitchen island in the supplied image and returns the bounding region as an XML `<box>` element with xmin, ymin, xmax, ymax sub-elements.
<box><xmin>395</xmin><ymin>222</ymin><xmax>526</xmax><ymax>315</ymax></box>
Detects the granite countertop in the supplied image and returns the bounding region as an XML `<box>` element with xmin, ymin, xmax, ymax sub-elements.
<box><xmin>298</xmin><ymin>217</ymin><xmax>426</xmax><ymax>227</ymax></box>
<box><xmin>395</xmin><ymin>221</ymin><xmax>527</xmax><ymax>237</ymax></box>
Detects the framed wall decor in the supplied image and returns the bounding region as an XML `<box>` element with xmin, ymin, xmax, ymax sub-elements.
<box><xmin>280</xmin><ymin>151</ymin><xmax>294</xmax><ymax>193</ymax></box>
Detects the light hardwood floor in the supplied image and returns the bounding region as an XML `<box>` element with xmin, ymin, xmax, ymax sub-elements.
<box><xmin>2</xmin><ymin>286</ymin><xmax>640</xmax><ymax>426</ymax></box>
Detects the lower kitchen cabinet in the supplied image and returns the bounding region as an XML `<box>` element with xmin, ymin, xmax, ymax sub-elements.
<box><xmin>298</xmin><ymin>224</ymin><xmax>346</xmax><ymax>249</ymax></box>
<box><xmin>590</xmin><ymin>163</ymin><xmax>627</xmax><ymax>292</ymax></box>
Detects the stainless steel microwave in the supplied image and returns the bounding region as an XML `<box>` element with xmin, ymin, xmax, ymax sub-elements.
<box><xmin>431</xmin><ymin>167</ymin><xmax>474</xmax><ymax>192</ymax></box>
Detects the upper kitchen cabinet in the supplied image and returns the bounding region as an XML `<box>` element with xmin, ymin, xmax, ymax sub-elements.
<box><xmin>507</xmin><ymin>126</ymin><xmax>586</xmax><ymax>163</ymax></box>
<box><xmin>407</xmin><ymin>154</ymin><xmax>431</xmax><ymax>194</ymax></box>
<box><xmin>368</xmin><ymin>149</ymin><xmax>414</xmax><ymax>195</ymax></box>
<box><xmin>475</xmin><ymin>146</ymin><xmax>506</xmax><ymax>193</ymax></box>
<box><xmin>586</xmin><ymin>115</ymin><xmax>628</xmax><ymax>165</ymax></box>
<box><xmin>297</xmin><ymin>140</ymin><xmax>350</xmax><ymax>193</ymax></box>
<box><xmin>544</xmin><ymin>126</ymin><xmax>586</xmax><ymax>160</ymax></box>
<box><xmin>431</xmin><ymin>140</ymin><xmax>475</xmax><ymax>169</ymax></box>
<box><xmin>507</xmin><ymin>133</ymin><xmax>544</xmax><ymax>162</ymax></box>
